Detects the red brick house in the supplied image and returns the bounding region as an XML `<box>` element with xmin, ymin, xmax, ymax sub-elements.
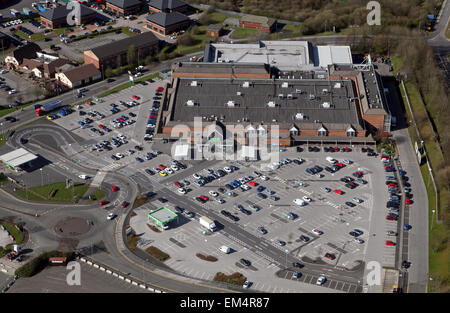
<box><xmin>148</xmin><ymin>0</ymin><xmax>189</xmax><ymax>14</ymax></box>
<box><xmin>105</xmin><ymin>0</ymin><xmax>142</xmax><ymax>17</ymax></box>
<box><xmin>239</xmin><ymin>15</ymin><xmax>277</xmax><ymax>33</ymax></box>
<box><xmin>206</xmin><ymin>24</ymin><xmax>224</xmax><ymax>38</ymax></box>
<box><xmin>39</xmin><ymin>4</ymin><xmax>97</xmax><ymax>29</ymax></box>
<box><xmin>145</xmin><ymin>11</ymin><xmax>190</xmax><ymax>36</ymax></box>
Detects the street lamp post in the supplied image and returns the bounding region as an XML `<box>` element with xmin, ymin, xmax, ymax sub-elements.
<box><xmin>40</xmin><ymin>168</ymin><xmax>43</xmax><ymax>186</ymax></box>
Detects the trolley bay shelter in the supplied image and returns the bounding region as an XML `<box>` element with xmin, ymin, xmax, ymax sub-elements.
<box><xmin>148</xmin><ymin>207</ymin><xmax>178</xmax><ymax>228</ymax></box>
<box><xmin>0</xmin><ymin>148</ymin><xmax>38</xmax><ymax>170</ymax></box>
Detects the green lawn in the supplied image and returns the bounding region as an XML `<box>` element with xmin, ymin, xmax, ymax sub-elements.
<box><xmin>208</xmin><ymin>12</ymin><xmax>235</xmax><ymax>24</ymax></box>
<box><xmin>0</xmin><ymin>134</ymin><xmax>7</xmax><ymax>148</ymax></box>
<box><xmin>53</xmin><ymin>27</ymin><xmax>69</xmax><ymax>35</ymax></box>
<box><xmin>89</xmin><ymin>188</ymin><xmax>106</xmax><ymax>201</ymax></box>
<box><xmin>14</xmin><ymin>182</ymin><xmax>91</xmax><ymax>203</ymax></box>
<box><xmin>230</xmin><ymin>27</ymin><xmax>262</xmax><ymax>39</ymax></box>
<box><xmin>0</xmin><ymin>221</ymin><xmax>24</xmax><ymax>245</ymax></box>
<box><xmin>120</xmin><ymin>27</ymin><xmax>136</xmax><ymax>37</ymax></box>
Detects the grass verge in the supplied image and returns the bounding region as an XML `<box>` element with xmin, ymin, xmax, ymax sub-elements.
<box><xmin>14</xmin><ymin>182</ymin><xmax>91</xmax><ymax>203</ymax></box>
<box><xmin>98</xmin><ymin>72</ymin><xmax>162</xmax><ymax>98</ymax></box>
<box><xmin>396</xmin><ymin>57</ymin><xmax>449</xmax><ymax>292</ymax></box>
<box><xmin>125</xmin><ymin>231</ymin><xmax>141</xmax><ymax>251</ymax></box>
<box><xmin>0</xmin><ymin>221</ymin><xmax>24</xmax><ymax>244</ymax></box>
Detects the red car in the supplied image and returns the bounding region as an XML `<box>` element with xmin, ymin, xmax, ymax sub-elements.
<box><xmin>132</xmin><ymin>95</ymin><xmax>140</xmax><ymax>100</ymax></box>
<box><xmin>343</xmin><ymin>147</ymin><xmax>351</xmax><ymax>152</ymax></box>
<box><xmin>174</xmin><ymin>181</ymin><xmax>182</xmax><ymax>188</ymax></box>
<box><xmin>380</xmin><ymin>154</ymin><xmax>390</xmax><ymax>159</ymax></box>
<box><xmin>117</xmin><ymin>118</ymin><xmax>125</xmax><ymax>122</ymax></box>
<box><xmin>149</xmin><ymin>114</ymin><xmax>158</xmax><ymax>119</ymax></box>
<box><xmin>121</xmin><ymin>201</ymin><xmax>129</xmax><ymax>208</ymax></box>
<box><xmin>334</xmin><ymin>189</ymin><xmax>343</xmax><ymax>195</ymax></box>
<box><xmin>333</xmin><ymin>146</ymin><xmax>339</xmax><ymax>152</ymax></box>
<box><xmin>386</xmin><ymin>215</ymin><xmax>398</xmax><ymax>221</ymax></box>
<box><xmin>325</xmin><ymin>253</ymin><xmax>336</xmax><ymax>260</ymax></box>
<box><xmin>98</xmin><ymin>124</ymin><xmax>105</xmax><ymax>129</ymax></box>
<box><xmin>335</xmin><ymin>162</ymin><xmax>344</xmax><ymax>168</ymax></box>
<box><xmin>248</xmin><ymin>181</ymin><xmax>257</xmax><ymax>187</ymax></box>
<box><xmin>158</xmin><ymin>164</ymin><xmax>166</xmax><ymax>170</ymax></box>
<box><xmin>199</xmin><ymin>195</ymin><xmax>209</xmax><ymax>201</ymax></box>
<box><xmin>112</xmin><ymin>185</ymin><xmax>119</xmax><ymax>191</ymax></box>
<box><xmin>386</xmin><ymin>240</ymin><xmax>396</xmax><ymax>246</ymax></box>
<box><xmin>156</xmin><ymin>86</ymin><xmax>164</xmax><ymax>92</ymax></box>
<box><xmin>388</xmin><ymin>183</ymin><xmax>397</xmax><ymax>187</ymax></box>
<box><xmin>99</xmin><ymin>200</ymin><xmax>109</xmax><ymax>206</ymax></box>
<box><xmin>353</xmin><ymin>171</ymin><xmax>363</xmax><ymax>177</ymax></box>
<box><xmin>406</xmin><ymin>198</ymin><xmax>412</xmax><ymax>205</ymax></box>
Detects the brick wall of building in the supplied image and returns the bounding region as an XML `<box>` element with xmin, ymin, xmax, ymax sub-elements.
<box><xmin>146</xmin><ymin>20</ymin><xmax>190</xmax><ymax>36</ymax></box>
<box><xmin>239</xmin><ymin>21</ymin><xmax>272</xmax><ymax>33</ymax></box>
<box><xmin>172</xmin><ymin>72</ymin><xmax>271</xmax><ymax>79</ymax></box>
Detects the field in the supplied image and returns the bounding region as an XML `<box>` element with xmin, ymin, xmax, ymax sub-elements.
<box><xmin>14</xmin><ymin>182</ymin><xmax>97</xmax><ymax>203</ymax></box>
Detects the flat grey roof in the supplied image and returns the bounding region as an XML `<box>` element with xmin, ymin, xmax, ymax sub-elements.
<box><xmin>204</xmin><ymin>41</ymin><xmax>315</xmax><ymax>71</ymax></box>
<box><xmin>149</xmin><ymin>207</ymin><xmax>177</xmax><ymax>223</ymax></box>
<box><xmin>170</xmin><ymin>77</ymin><xmax>362</xmax><ymax>127</ymax></box>
<box><xmin>0</xmin><ymin>148</ymin><xmax>37</xmax><ymax>167</ymax></box>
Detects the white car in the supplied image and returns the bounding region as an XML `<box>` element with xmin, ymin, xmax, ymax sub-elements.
<box><xmin>209</xmin><ymin>191</ymin><xmax>219</xmax><ymax>197</ymax></box>
<box><xmin>261</xmin><ymin>175</ymin><xmax>269</xmax><ymax>181</ymax></box>
<box><xmin>0</xmin><ymin>70</ymin><xmax>8</xmax><ymax>74</ymax></box>
<box><xmin>107</xmin><ymin>213</ymin><xmax>116</xmax><ymax>220</ymax></box>
<box><xmin>312</xmin><ymin>228</ymin><xmax>323</xmax><ymax>235</ymax></box>
<box><xmin>214</xmin><ymin>197</ymin><xmax>225</xmax><ymax>204</ymax></box>
<box><xmin>178</xmin><ymin>188</ymin><xmax>187</xmax><ymax>194</ymax></box>
<box><xmin>115</xmin><ymin>153</ymin><xmax>124</xmax><ymax>159</ymax></box>
<box><xmin>354</xmin><ymin>238</ymin><xmax>364</xmax><ymax>244</ymax></box>
<box><xmin>352</xmin><ymin>197</ymin><xmax>363</xmax><ymax>203</ymax></box>
<box><xmin>343</xmin><ymin>159</ymin><xmax>353</xmax><ymax>165</ymax></box>
<box><xmin>126</xmin><ymin>149</ymin><xmax>134</xmax><ymax>155</ymax></box>
<box><xmin>316</xmin><ymin>275</ymin><xmax>326</xmax><ymax>285</ymax></box>
<box><xmin>223</xmin><ymin>167</ymin><xmax>232</xmax><ymax>173</ymax></box>
<box><xmin>242</xmin><ymin>281</ymin><xmax>251</xmax><ymax>289</ymax></box>
<box><xmin>171</xmin><ymin>165</ymin><xmax>179</xmax><ymax>171</ymax></box>
<box><xmin>78</xmin><ymin>174</ymin><xmax>89</xmax><ymax>180</ymax></box>
<box><xmin>293</xmin><ymin>199</ymin><xmax>306</xmax><ymax>206</ymax></box>
<box><xmin>165</xmin><ymin>168</ymin><xmax>174</xmax><ymax>174</ymax></box>
<box><xmin>315</xmin><ymin>173</ymin><xmax>324</xmax><ymax>178</ymax></box>
<box><xmin>8</xmin><ymin>89</ymin><xmax>17</xmax><ymax>95</ymax></box>
<box><xmin>193</xmin><ymin>173</ymin><xmax>201</xmax><ymax>179</ymax></box>
<box><xmin>302</xmin><ymin>196</ymin><xmax>312</xmax><ymax>202</ymax></box>
<box><xmin>241</xmin><ymin>185</ymin><xmax>250</xmax><ymax>191</ymax></box>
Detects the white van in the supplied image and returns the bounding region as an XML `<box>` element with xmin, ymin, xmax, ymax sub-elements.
<box><xmin>78</xmin><ymin>174</ymin><xmax>89</xmax><ymax>180</ymax></box>
<box><xmin>219</xmin><ymin>246</ymin><xmax>231</xmax><ymax>254</ymax></box>
<box><xmin>293</xmin><ymin>198</ymin><xmax>306</xmax><ymax>206</ymax></box>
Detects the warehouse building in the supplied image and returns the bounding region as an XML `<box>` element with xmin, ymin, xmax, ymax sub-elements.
<box><xmin>39</xmin><ymin>4</ymin><xmax>97</xmax><ymax>29</ymax></box>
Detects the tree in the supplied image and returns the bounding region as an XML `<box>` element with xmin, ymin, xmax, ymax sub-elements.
<box><xmin>105</xmin><ymin>67</ymin><xmax>114</xmax><ymax>78</ymax></box>
<box><xmin>127</xmin><ymin>44</ymin><xmax>136</xmax><ymax>66</ymax></box>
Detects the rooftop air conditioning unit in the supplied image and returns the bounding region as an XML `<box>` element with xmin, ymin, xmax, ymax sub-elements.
<box><xmin>282</xmin><ymin>82</ymin><xmax>289</xmax><ymax>88</ymax></box>
<box><xmin>322</xmin><ymin>102</ymin><xmax>331</xmax><ymax>108</ymax></box>
<box><xmin>186</xmin><ymin>100</ymin><xmax>195</xmax><ymax>106</ymax></box>
<box><xmin>278</xmin><ymin>94</ymin><xmax>284</xmax><ymax>99</ymax></box>
<box><xmin>295</xmin><ymin>113</ymin><xmax>304</xmax><ymax>120</ymax></box>
<box><xmin>267</xmin><ymin>101</ymin><xmax>277</xmax><ymax>107</ymax></box>
<box><xmin>287</xmin><ymin>94</ymin><xmax>293</xmax><ymax>99</ymax></box>
<box><xmin>334</xmin><ymin>82</ymin><xmax>342</xmax><ymax>88</ymax></box>
<box><xmin>237</xmin><ymin>91</ymin><xmax>242</xmax><ymax>96</ymax></box>
<box><xmin>227</xmin><ymin>100</ymin><xmax>235</xmax><ymax>107</ymax></box>
<box><xmin>295</xmin><ymin>89</ymin><xmax>303</xmax><ymax>94</ymax></box>
<box><xmin>309</xmin><ymin>94</ymin><xmax>315</xmax><ymax>100</ymax></box>
<box><xmin>272</xmin><ymin>119</ymin><xmax>277</xmax><ymax>122</ymax></box>
<box><xmin>190</xmin><ymin>81</ymin><xmax>198</xmax><ymax>86</ymax></box>
<box><xmin>322</xmin><ymin>89</ymin><xmax>328</xmax><ymax>94</ymax></box>
<box><xmin>242</xmin><ymin>81</ymin><xmax>251</xmax><ymax>88</ymax></box>
<box><xmin>317</xmin><ymin>74</ymin><xmax>325</xmax><ymax>79</ymax></box>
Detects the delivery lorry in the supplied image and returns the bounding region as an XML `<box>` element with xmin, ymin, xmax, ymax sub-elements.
<box><xmin>35</xmin><ymin>100</ymin><xmax>63</xmax><ymax>116</ymax></box>
<box><xmin>199</xmin><ymin>216</ymin><xmax>217</xmax><ymax>232</ymax></box>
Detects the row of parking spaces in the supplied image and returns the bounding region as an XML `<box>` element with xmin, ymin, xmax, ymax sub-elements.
<box><xmin>169</xmin><ymin>162</ymin><xmax>370</xmax><ymax>268</ymax></box>
<box><xmin>277</xmin><ymin>269</ymin><xmax>360</xmax><ymax>293</ymax></box>
<box><xmin>130</xmin><ymin>207</ymin><xmax>288</xmax><ymax>291</ymax></box>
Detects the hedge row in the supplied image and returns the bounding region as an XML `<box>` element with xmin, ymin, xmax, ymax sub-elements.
<box><xmin>15</xmin><ymin>251</ymin><xmax>75</xmax><ymax>277</ymax></box>
<box><xmin>145</xmin><ymin>246</ymin><xmax>170</xmax><ymax>262</ymax></box>
<box><xmin>195</xmin><ymin>253</ymin><xmax>218</xmax><ymax>262</ymax></box>
<box><xmin>213</xmin><ymin>272</ymin><xmax>246</xmax><ymax>286</ymax></box>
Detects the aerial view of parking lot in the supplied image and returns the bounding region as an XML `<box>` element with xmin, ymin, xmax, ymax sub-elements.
<box><xmin>0</xmin><ymin>0</ymin><xmax>448</xmax><ymax>304</ymax></box>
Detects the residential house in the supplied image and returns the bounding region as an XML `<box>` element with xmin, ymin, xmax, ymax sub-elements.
<box><xmin>4</xmin><ymin>42</ymin><xmax>41</xmax><ymax>70</ymax></box>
